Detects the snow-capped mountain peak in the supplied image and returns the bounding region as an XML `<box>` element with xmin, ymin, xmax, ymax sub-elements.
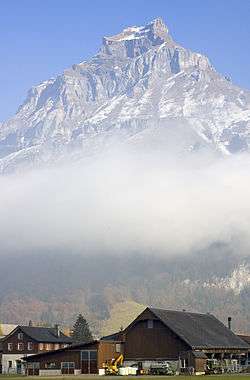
<box><xmin>104</xmin><ymin>18</ymin><xmax>169</xmax><ymax>43</ymax></box>
<box><xmin>1</xmin><ymin>18</ymin><xmax>250</xmax><ymax>173</ymax></box>
<box><xmin>101</xmin><ymin>18</ymin><xmax>174</xmax><ymax>59</ymax></box>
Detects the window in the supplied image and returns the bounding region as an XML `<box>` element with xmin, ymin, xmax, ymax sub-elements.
<box><xmin>27</xmin><ymin>362</ymin><xmax>40</xmax><ymax>369</ymax></box>
<box><xmin>81</xmin><ymin>351</ymin><xmax>89</xmax><ymax>361</ymax></box>
<box><xmin>45</xmin><ymin>343</ymin><xmax>51</xmax><ymax>351</ymax></box>
<box><xmin>39</xmin><ymin>343</ymin><xmax>44</xmax><ymax>351</ymax></box>
<box><xmin>17</xmin><ymin>332</ymin><xmax>24</xmax><ymax>340</ymax></box>
<box><xmin>115</xmin><ymin>343</ymin><xmax>121</xmax><ymax>353</ymax></box>
<box><xmin>147</xmin><ymin>320</ymin><xmax>154</xmax><ymax>329</ymax></box>
<box><xmin>81</xmin><ymin>350</ymin><xmax>97</xmax><ymax>361</ymax></box>
<box><xmin>28</xmin><ymin>342</ymin><xmax>33</xmax><ymax>351</ymax></box>
<box><xmin>8</xmin><ymin>343</ymin><xmax>13</xmax><ymax>351</ymax></box>
<box><xmin>54</xmin><ymin>344</ymin><xmax>59</xmax><ymax>350</ymax></box>
<box><xmin>61</xmin><ymin>362</ymin><xmax>75</xmax><ymax>369</ymax></box>
<box><xmin>8</xmin><ymin>361</ymin><xmax>12</xmax><ymax>368</ymax></box>
<box><xmin>45</xmin><ymin>362</ymin><xmax>56</xmax><ymax>369</ymax></box>
<box><xmin>17</xmin><ymin>342</ymin><xmax>24</xmax><ymax>351</ymax></box>
<box><xmin>90</xmin><ymin>351</ymin><xmax>97</xmax><ymax>360</ymax></box>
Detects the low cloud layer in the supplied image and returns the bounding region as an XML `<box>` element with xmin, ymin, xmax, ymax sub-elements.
<box><xmin>1</xmin><ymin>150</ymin><xmax>250</xmax><ymax>256</ymax></box>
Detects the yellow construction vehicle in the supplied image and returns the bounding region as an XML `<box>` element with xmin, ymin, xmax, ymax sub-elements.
<box><xmin>103</xmin><ymin>354</ymin><xmax>124</xmax><ymax>375</ymax></box>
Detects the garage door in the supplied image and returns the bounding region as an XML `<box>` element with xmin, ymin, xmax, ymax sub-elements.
<box><xmin>81</xmin><ymin>350</ymin><xmax>97</xmax><ymax>374</ymax></box>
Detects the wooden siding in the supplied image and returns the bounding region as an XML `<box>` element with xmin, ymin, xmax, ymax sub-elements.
<box><xmin>194</xmin><ymin>358</ymin><xmax>206</xmax><ymax>372</ymax></box>
<box><xmin>124</xmin><ymin>309</ymin><xmax>189</xmax><ymax>360</ymax></box>
<box><xmin>27</xmin><ymin>349</ymin><xmax>80</xmax><ymax>370</ymax></box>
<box><xmin>98</xmin><ymin>341</ymin><xmax>123</xmax><ymax>368</ymax></box>
<box><xmin>180</xmin><ymin>351</ymin><xmax>206</xmax><ymax>373</ymax></box>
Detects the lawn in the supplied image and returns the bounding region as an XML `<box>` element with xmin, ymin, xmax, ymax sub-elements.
<box><xmin>0</xmin><ymin>376</ymin><xmax>250</xmax><ymax>380</ymax></box>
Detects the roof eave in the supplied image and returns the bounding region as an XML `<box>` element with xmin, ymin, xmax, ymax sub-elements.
<box><xmin>193</xmin><ymin>346</ymin><xmax>250</xmax><ymax>350</ymax></box>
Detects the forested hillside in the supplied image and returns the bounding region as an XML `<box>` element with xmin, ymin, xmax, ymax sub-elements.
<box><xmin>0</xmin><ymin>244</ymin><xmax>249</xmax><ymax>335</ymax></box>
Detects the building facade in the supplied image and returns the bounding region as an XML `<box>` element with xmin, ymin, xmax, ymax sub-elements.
<box><xmin>1</xmin><ymin>325</ymin><xmax>72</xmax><ymax>374</ymax></box>
<box><xmin>0</xmin><ymin>324</ymin><xmax>17</xmax><ymax>374</ymax></box>
<box><xmin>24</xmin><ymin>307</ymin><xmax>250</xmax><ymax>376</ymax></box>
<box><xmin>121</xmin><ymin>308</ymin><xmax>249</xmax><ymax>374</ymax></box>
<box><xmin>24</xmin><ymin>340</ymin><xmax>122</xmax><ymax>375</ymax></box>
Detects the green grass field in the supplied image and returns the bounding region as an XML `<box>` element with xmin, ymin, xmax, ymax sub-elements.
<box><xmin>0</xmin><ymin>376</ymin><xmax>250</xmax><ymax>380</ymax></box>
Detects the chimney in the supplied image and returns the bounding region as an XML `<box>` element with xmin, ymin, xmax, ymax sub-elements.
<box><xmin>228</xmin><ymin>317</ymin><xmax>232</xmax><ymax>330</ymax></box>
<box><xmin>54</xmin><ymin>324</ymin><xmax>60</xmax><ymax>337</ymax></box>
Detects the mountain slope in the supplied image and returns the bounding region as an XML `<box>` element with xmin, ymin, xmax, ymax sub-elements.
<box><xmin>0</xmin><ymin>251</ymin><xmax>249</xmax><ymax>334</ymax></box>
<box><xmin>1</xmin><ymin>18</ymin><xmax>250</xmax><ymax>173</ymax></box>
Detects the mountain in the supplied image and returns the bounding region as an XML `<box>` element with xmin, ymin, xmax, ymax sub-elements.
<box><xmin>1</xmin><ymin>18</ymin><xmax>250</xmax><ymax>173</ymax></box>
<box><xmin>0</xmin><ymin>250</ymin><xmax>249</xmax><ymax>335</ymax></box>
<box><xmin>1</xmin><ymin>18</ymin><xmax>250</xmax><ymax>335</ymax></box>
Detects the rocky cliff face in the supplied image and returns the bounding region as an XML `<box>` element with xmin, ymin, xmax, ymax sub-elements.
<box><xmin>1</xmin><ymin>18</ymin><xmax>250</xmax><ymax>173</ymax></box>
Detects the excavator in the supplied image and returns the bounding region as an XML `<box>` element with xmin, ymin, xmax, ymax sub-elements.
<box><xmin>103</xmin><ymin>354</ymin><xmax>124</xmax><ymax>375</ymax></box>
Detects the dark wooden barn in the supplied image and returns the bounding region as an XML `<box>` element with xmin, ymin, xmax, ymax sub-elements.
<box><xmin>121</xmin><ymin>307</ymin><xmax>249</xmax><ymax>374</ymax></box>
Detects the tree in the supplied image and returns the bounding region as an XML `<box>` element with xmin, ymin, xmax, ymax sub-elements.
<box><xmin>71</xmin><ymin>314</ymin><xmax>93</xmax><ymax>343</ymax></box>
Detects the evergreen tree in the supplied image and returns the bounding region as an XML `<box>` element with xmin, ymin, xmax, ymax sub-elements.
<box><xmin>71</xmin><ymin>314</ymin><xmax>93</xmax><ymax>343</ymax></box>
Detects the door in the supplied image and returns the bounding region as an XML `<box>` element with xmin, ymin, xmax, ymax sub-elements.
<box><xmin>16</xmin><ymin>361</ymin><xmax>22</xmax><ymax>374</ymax></box>
<box><xmin>27</xmin><ymin>362</ymin><xmax>40</xmax><ymax>376</ymax></box>
<box><xmin>61</xmin><ymin>362</ymin><xmax>75</xmax><ymax>374</ymax></box>
<box><xmin>81</xmin><ymin>350</ymin><xmax>97</xmax><ymax>374</ymax></box>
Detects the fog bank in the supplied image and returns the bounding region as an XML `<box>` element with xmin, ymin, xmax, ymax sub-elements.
<box><xmin>1</xmin><ymin>150</ymin><xmax>250</xmax><ymax>256</ymax></box>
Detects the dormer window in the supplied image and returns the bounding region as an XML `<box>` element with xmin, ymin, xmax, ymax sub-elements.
<box><xmin>147</xmin><ymin>320</ymin><xmax>154</xmax><ymax>329</ymax></box>
<box><xmin>18</xmin><ymin>332</ymin><xmax>24</xmax><ymax>340</ymax></box>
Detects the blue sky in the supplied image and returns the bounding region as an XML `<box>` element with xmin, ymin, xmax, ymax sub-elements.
<box><xmin>0</xmin><ymin>0</ymin><xmax>250</xmax><ymax>122</ymax></box>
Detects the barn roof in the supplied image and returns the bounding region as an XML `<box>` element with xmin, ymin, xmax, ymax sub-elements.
<box><xmin>101</xmin><ymin>331</ymin><xmax>123</xmax><ymax>341</ymax></box>
<box><xmin>149</xmin><ymin>308</ymin><xmax>249</xmax><ymax>350</ymax></box>
<box><xmin>23</xmin><ymin>340</ymin><xmax>99</xmax><ymax>361</ymax></box>
<box><xmin>237</xmin><ymin>335</ymin><xmax>250</xmax><ymax>345</ymax></box>
<box><xmin>5</xmin><ymin>325</ymin><xmax>73</xmax><ymax>344</ymax></box>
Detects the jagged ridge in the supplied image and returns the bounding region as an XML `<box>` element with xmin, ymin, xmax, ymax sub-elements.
<box><xmin>1</xmin><ymin>18</ymin><xmax>250</xmax><ymax>173</ymax></box>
